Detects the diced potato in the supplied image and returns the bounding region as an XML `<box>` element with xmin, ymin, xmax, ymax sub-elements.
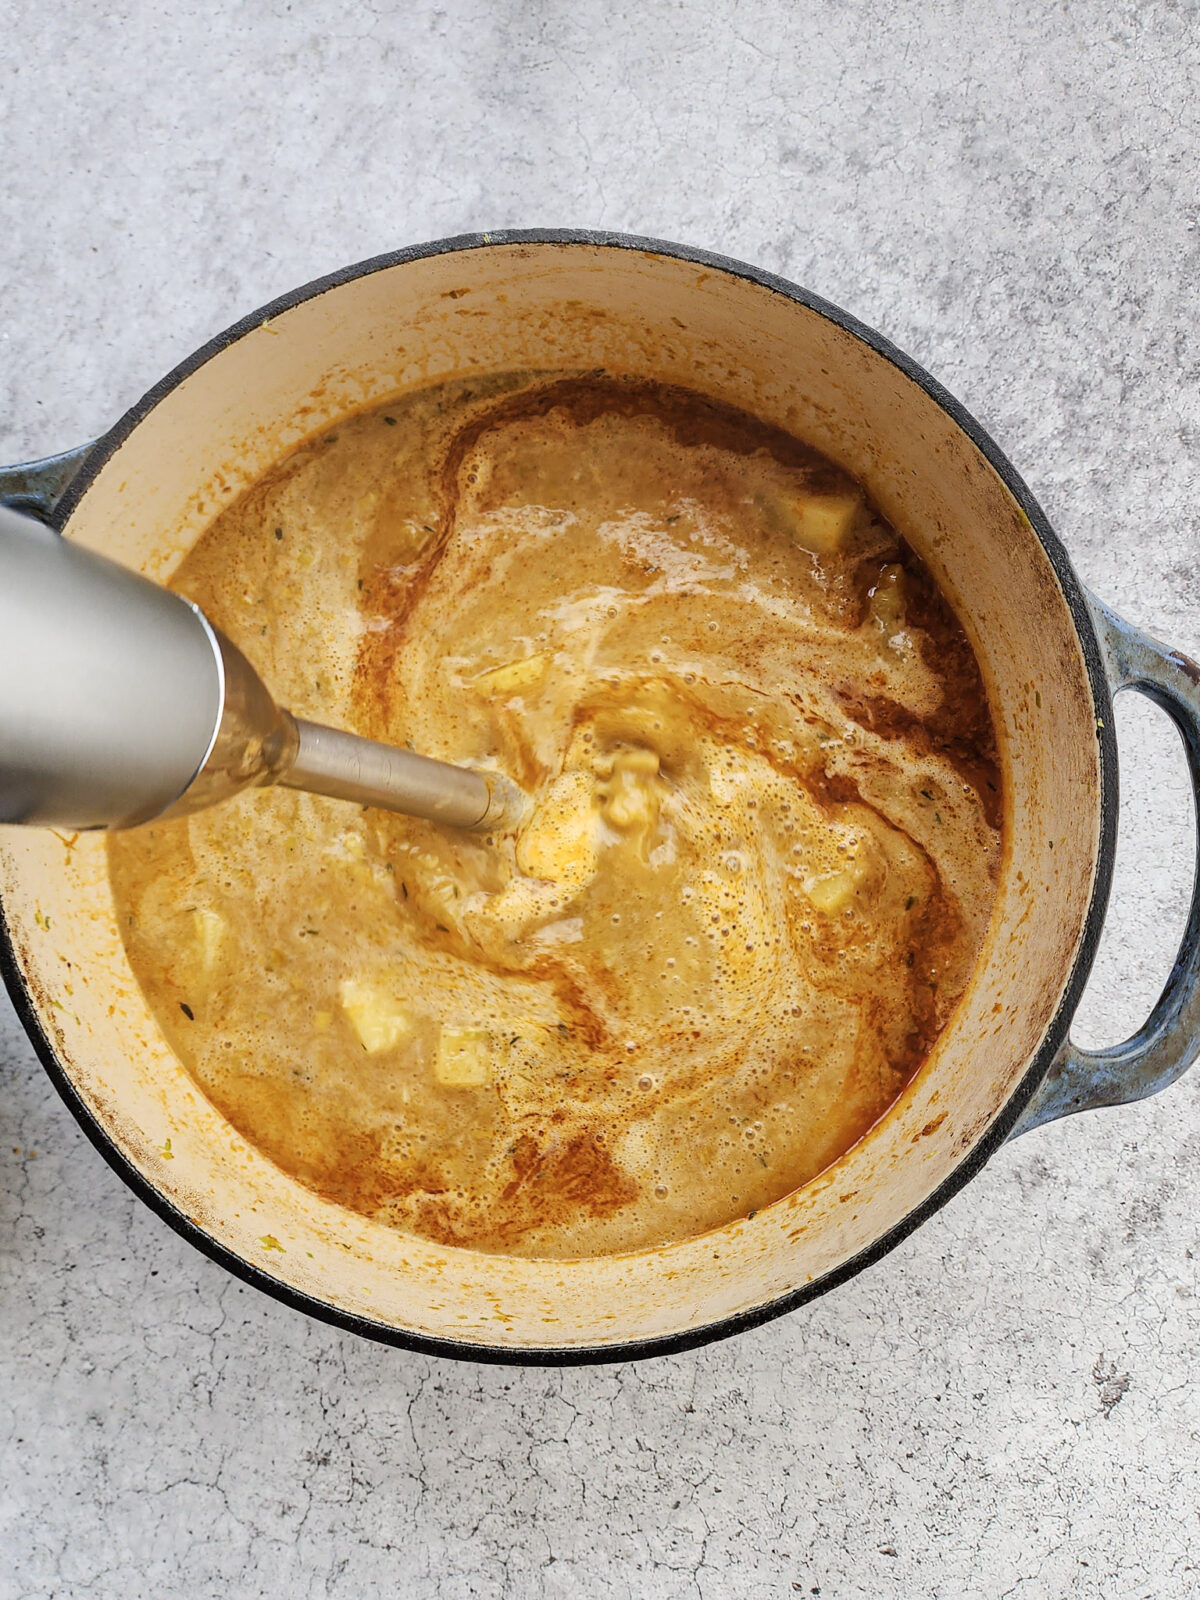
<box><xmin>868</xmin><ymin>564</ymin><xmax>907</xmax><ymax>634</ymax></box>
<box><xmin>624</xmin><ymin>747</ymin><xmax>660</xmax><ymax>774</ymax></box>
<box><xmin>606</xmin><ymin>790</ymin><xmax>652</xmax><ymax>831</ymax></box>
<box><xmin>193</xmin><ymin>908</ymin><xmax>226</xmax><ymax>972</ymax></box>
<box><xmin>339</xmin><ymin>978</ymin><xmax>411</xmax><ymax>1053</ymax></box>
<box><xmin>435</xmin><ymin>1026</ymin><xmax>492</xmax><ymax>1087</ymax></box>
<box><xmin>473</xmin><ymin>653</ymin><xmax>548</xmax><ymax>695</ymax></box>
<box><xmin>785</xmin><ymin>492</ymin><xmax>862</xmax><ymax>557</ymax></box>
<box><xmin>516</xmin><ymin>771</ymin><xmax>599</xmax><ymax>886</ymax></box>
<box><xmin>805</xmin><ymin>861</ymin><xmax>866</xmax><ymax>914</ymax></box>
<box><xmin>597</xmin><ymin>746</ymin><xmax>664</xmax><ymax>833</ymax></box>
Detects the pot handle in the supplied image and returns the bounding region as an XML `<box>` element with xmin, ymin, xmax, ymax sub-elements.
<box><xmin>1011</xmin><ymin>592</ymin><xmax>1200</xmax><ymax>1137</ymax></box>
<box><xmin>0</xmin><ymin>440</ymin><xmax>97</xmax><ymax>523</ymax></box>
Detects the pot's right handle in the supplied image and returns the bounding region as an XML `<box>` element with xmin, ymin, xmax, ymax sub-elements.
<box><xmin>0</xmin><ymin>440</ymin><xmax>96</xmax><ymax>523</ymax></box>
<box><xmin>1012</xmin><ymin>593</ymin><xmax>1200</xmax><ymax>1137</ymax></box>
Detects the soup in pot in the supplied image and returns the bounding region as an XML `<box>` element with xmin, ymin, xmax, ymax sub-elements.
<box><xmin>108</xmin><ymin>374</ymin><xmax>1002</xmax><ymax>1257</ymax></box>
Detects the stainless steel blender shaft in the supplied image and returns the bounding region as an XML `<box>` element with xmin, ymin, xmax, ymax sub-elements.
<box><xmin>0</xmin><ymin>504</ymin><xmax>520</xmax><ymax>833</ymax></box>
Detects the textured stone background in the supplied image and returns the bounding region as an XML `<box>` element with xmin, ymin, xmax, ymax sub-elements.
<box><xmin>2</xmin><ymin>3</ymin><xmax>1199</xmax><ymax>1596</ymax></box>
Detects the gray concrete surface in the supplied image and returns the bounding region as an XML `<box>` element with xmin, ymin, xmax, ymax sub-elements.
<box><xmin>2</xmin><ymin>2</ymin><xmax>1199</xmax><ymax>1595</ymax></box>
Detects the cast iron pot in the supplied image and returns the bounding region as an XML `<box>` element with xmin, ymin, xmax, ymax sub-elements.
<box><xmin>3</xmin><ymin>231</ymin><xmax>1199</xmax><ymax>1364</ymax></box>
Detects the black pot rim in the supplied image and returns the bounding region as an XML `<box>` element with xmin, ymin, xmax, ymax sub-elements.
<box><xmin>0</xmin><ymin>228</ymin><xmax>1119</xmax><ymax>1366</ymax></box>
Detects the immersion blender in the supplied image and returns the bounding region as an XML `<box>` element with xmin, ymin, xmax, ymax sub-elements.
<box><xmin>0</xmin><ymin>503</ymin><xmax>521</xmax><ymax>834</ymax></box>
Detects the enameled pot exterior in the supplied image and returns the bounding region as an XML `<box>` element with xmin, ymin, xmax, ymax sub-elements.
<box><xmin>3</xmin><ymin>232</ymin><xmax>1199</xmax><ymax>1363</ymax></box>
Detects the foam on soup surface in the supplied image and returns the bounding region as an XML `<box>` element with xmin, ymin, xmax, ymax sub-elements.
<box><xmin>108</xmin><ymin>376</ymin><xmax>1002</xmax><ymax>1258</ymax></box>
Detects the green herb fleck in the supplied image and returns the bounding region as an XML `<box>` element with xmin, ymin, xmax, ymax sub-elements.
<box><xmin>435</xmin><ymin>922</ymin><xmax>449</xmax><ymax>933</ymax></box>
<box><xmin>274</xmin><ymin>527</ymin><xmax>283</xmax><ymax>540</ymax></box>
<box><xmin>905</xmin><ymin>895</ymin><xmax>915</xmax><ymax>910</ymax></box>
<box><xmin>259</xmin><ymin>1234</ymin><xmax>285</xmax><ymax>1253</ymax></box>
<box><xmin>160</xmin><ymin>1138</ymin><xmax>174</xmax><ymax>1160</ymax></box>
<box><xmin>179</xmin><ymin>1002</ymin><xmax>194</xmax><ymax>1020</ymax></box>
<box><xmin>383</xmin><ymin>415</ymin><xmax>398</xmax><ymax>426</ymax></box>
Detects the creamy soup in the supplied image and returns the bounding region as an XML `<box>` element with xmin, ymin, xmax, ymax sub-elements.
<box><xmin>108</xmin><ymin>374</ymin><xmax>1002</xmax><ymax>1258</ymax></box>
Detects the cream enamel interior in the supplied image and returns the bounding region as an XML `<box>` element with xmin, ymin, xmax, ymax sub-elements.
<box><xmin>0</xmin><ymin>242</ymin><xmax>1103</xmax><ymax>1352</ymax></box>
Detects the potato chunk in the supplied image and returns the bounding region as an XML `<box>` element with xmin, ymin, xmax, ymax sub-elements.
<box><xmin>339</xmin><ymin>978</ymin><xmax>411</xmax><ymax>1053</ymax></box>
<box><xmin>805</xmin><ymin>865</ymin><xmax>865</xmax><ymax>914</ymax></box>
<box><xmin>868</xmin><ymin>564</ymin><xmax>907</xmax><ymax>634</ymax></box>
<box><xmin>805</xmin><ymin>835</ymin><xmax>882</xmax><ymax>915</ymax></box>
<box><xmin>193</xmin><ymin>907</ymin><xmax>226</xmax><ymax>972</ymax></box>
<box><xmin>435</xmin><ymin>1026</ymin><xmax>492</xmax><ymax>1087</ymax></box>
<box><xmin>786</xmin><ymin>491</ymin><xmax>862</xmax><ymax>557</ymax></box>
<box><xmin>596</xmin><ymin>746</ymin><xmax>664</xmax><ymax>833</ymax></box>
<box><xmin>473</xmin><ymin>653</ymin><xmax>548</xmax><ymax>695</ymax></box>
